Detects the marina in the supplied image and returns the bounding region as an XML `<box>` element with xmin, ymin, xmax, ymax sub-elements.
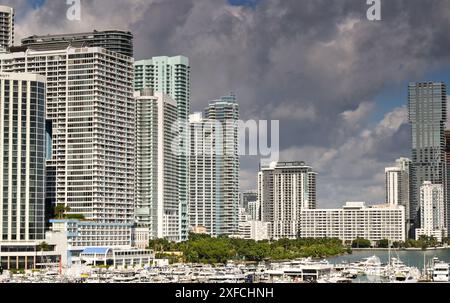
<box><xmin>1</xmin><ymin>251</ymin><xmax>449</xmax><ymax>284</ymax></box>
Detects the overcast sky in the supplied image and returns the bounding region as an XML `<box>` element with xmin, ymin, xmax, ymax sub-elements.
<box><xmin>7</xmin><ymin>0</ymin><xmax>450</xmax><ymax>208</ymax></box>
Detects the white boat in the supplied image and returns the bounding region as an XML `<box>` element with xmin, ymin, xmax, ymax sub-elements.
<box><xmin>432</xmin><ymin>261</ymin><xmax>449</xmax><ymax>282</ymax></box>
<box><xmin>390</xmin><ymin>271</ymin><xmax>419</xmax><ymax>283</ymax></box>
<box><xmin>355</xmin><ymin>256</ymin><xmax>385</xmax><ymax>277</ymax></box>
<box><xmin>317</xmin><ymin>273</ymin><xmax>353</xmax><ymax>284</ymax></box>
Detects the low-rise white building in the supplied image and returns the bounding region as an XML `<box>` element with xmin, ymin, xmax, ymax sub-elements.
<box><xmin>79</xmin><ymin>247</ymin><xmax>155</xmax><ymax>268</ymax></box>
<box><xmin>299</xmin><ymin>202</ymin><xmax>406</xmax><ymax>243</ymax></box>
<box><xmin>46</xmin><ymin>220</ymin><xmax>133</xmax><ymax>267</ymax></box>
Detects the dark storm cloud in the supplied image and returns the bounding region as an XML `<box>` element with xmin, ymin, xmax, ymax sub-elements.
<box><xmin>11</xmin><ymin>0</ymin><xmax>450</xmax><ymax>206</ymax></box>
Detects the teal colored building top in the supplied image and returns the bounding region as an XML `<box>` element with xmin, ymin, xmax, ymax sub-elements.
<box><xmin>133</xmin><ymin>55</ymin><xmax>191</xmax><ymax>242</ymax></box>
<box><xmin>135</xmin><ymin>55</ymin><xmax>189</xmax><ymax>67</ymax></box>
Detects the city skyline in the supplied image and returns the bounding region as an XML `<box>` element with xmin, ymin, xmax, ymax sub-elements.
<box><xmin>0</xmin><ymin>2</ymin><xmax>449</xmax><ymax>286</ymax></box>
<box><xmin>0</xmin><ymin>3</ymin><xmax>447</xmax><ymax>230</ymax></box>
<box><xmin>6</xmin><ymin>0</ymin><xmax>450</xmax><ymax>208</ymax></box>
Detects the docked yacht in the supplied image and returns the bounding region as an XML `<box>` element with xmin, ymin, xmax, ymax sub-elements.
<box><xmin>432</xmin><ymin>261</ymin><xmax>450</xmax><ymax>282</ymax></box>
<box><xmin>351</xmin><ymin>256</ymin><xmax>384</xmax><ymax>277</ymax></box>
<box><xmin>390</xmin><ymin>271</ymin><xmax>418</xmax><ymax>283</ymax></box>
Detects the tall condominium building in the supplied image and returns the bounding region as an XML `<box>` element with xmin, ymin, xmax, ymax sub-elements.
<box><xmin>0</xmin><ymin>73</ymin><xmax>59</xmax><ymax>270</ymax></box>
<box><xmin>258</xmin><ymin>161</ymin><xmax>317</xmax><ymax>239</ymax></box>
<box><xmin>300</xmin><ymin>202</ymin><xmax>406</xmax><ymax>243</ymax></box>
<box><xmin>21</xmin><ymin>30</ymin><xmax>133</xmax><ymax>57</ymax></box>
<box><xmin>134</xmin><ymin>56</ymin><xmax>190</xmax><ymax>241</ymax></box>
<box><xmin>188</xmin><ymin>113</ymin><xmax>214</xmax><ymax>235</ymax></box>
<box><xmin>408</xmin><ymin>82</ymin><xmax>447</xmax><ymax>236</ymax></box>
<box><xmin>188</xmin><ymin>95</ymin><xmax>240</xmax><ymax>236</ymax></box>
<box><xmin>446</xmin><ymin>130</ymin><xmax>450</xmax><ymax>237</ymax></box>
<box><xmin>134</xmin><ymin>89</ymin><xmax>179</xmax><ymax>241</ymax></box>
<box><xmin>385</xmin><ymin>157</ymin><xmax>412</xmax><ymax>237</ymax></box>
<box><xmin>0</xmin><ymin>5</ymin><xmax>14</xmax><ymax>52</ymax></box>
<box><xmin>415</xmin><ymin>182</ymin><xmax>447</xmax><ymax>242</ymax></box>
<box><xmin>0</xmin><ymin>47</ymin><xmax>135</xmax><ymax>226</ymax></box>
<box><xmin>0</xmin><ymin>73</ymin><xmax>46</xmax><ymax>242</ymax></box>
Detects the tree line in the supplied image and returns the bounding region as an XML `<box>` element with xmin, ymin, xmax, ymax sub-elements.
<box><xmin>351</xmin><ymin>235</ymin><xmax>445</xmax><ymax>249</ymax></box>
<box><xmin>148</xmin><ymin>233</ymin><xmax>349</xmax><ymax>264</ymax></box>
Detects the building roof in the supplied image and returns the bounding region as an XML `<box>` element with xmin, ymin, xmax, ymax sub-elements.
<box><xmin>81</xmin><ymin>247</ymin><xmax>111</xmax><ymax>255</ymax></box>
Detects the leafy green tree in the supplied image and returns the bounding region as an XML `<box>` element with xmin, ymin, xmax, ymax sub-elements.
<box><xmin>392</xmin><ymin>241</ymin><xmax>404</xmax><ymax>249</ymax></box>
<box><xmin>417</xmin><ymin>235</ymin><xmax>438</xmax><ymax>249</ymax></box>
<box><xmin>148</xmin><ymin>238</ymin><xmax>171</xmax><ymax>252</ymax></box>
<box><xmin>376</xmin><ymin>239</ymin><xmax>390</xmax><ymax>248</ymax></box>
<box><xmin>352</xmin><ymin>237</ymin><xmax>371</xmax><ymax>248</ymax></box>
<box><xmin>150</xmin><ymin>235</ymin><xmax>347</xmax><ymax>264</ymax></box>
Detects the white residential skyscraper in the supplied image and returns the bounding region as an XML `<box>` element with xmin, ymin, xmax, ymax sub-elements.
<box><xmin>0</xmin><ymin>5</ymin><xmax>14</xmax><ymax>52</ymax></box>
<box><xmin>188</xmin><ymin>94</ymin><xmax>240</xmax><ymax>236</ymax></box>
<box><xmin>0</xmin><ymin>73</ymin><xmax>46</xmax><ymax>242</ymax></box>
<box><xmin>134</xmin><ymin>56</ymin><xmax>190</xmax><ymax>241</ymax></box>
<box><xmin>415</xmin><ymin>182</ymin><xmax>447</xmax><ymax>242</ymax></box>
<box><xmin>188</xmin><ymin>113</ymin><xmax>215</xmax><ymax>235</ymax></box>
<box><xmin>258</xmin><ymin>161</ymin><xmax>317</xmax><ymax>239</ymax></box>
<box><xmin>135</xmin><ymin>89</ymin><xmax>179</xmax><ymax>241</ymax></box>
<box><xmin>385</xmin><ymin>157</ymin><xmax>412</xmax><ymax>237</ymax></box>
<box><xmin>0</xmin><ymin>47</ymin><xmax>135</xmax><ymax>225</ymax></box>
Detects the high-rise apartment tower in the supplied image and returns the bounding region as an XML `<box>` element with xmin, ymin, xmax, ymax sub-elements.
<box><xmin>408</xmin><ymin>82</ymin><xmax>447</xmax><ymax>237</ymax></box>
<box><xmin>134</xmin><ymin>56</ymin><xmax>190</xmax><ymax>241</ymax></box>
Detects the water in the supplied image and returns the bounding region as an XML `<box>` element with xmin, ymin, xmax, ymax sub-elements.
<box><xmin>328</xmin><ymin>249</ymin><xmax>450</xmax><ymax>270</ymax></box>
<box><xmin>326</xmin><ymin>249</ymin><xmax>450</xmax><ymax>283</ymax></box>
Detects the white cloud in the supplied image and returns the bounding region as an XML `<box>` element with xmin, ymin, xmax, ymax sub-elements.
<box><xmin>275</xmin><ymin>106</ymin><xmax>408</xmax><ymax>208</ymax></box>
<box><xmin>341</xmin><ymin>102</ymin><xmax>375</xmax><ymax>125</ymax></box>
<box><xmin>8</xmin><ymin>0</ymin><xmax>450</xmax><ymax>208</ymax></box>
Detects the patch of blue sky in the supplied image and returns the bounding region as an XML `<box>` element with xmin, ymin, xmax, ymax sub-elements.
<box><xmin>228</xmin><ymin>0</ymin><xmax>262</xmax><ymax>8</ymax></box>
<box><xmin>27</xmin><ymin>0</ymin><xmax>46</xmax><ymax>9</ymax></box>
<box><xmin>373</xmin><ymin>67</ymin><xmax>450</xmax><ymax>123</ymax></box>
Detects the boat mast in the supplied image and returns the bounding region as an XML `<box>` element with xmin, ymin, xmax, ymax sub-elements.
<box><xmin>388</xmin><ymin>238</ymin><xmax>391</xmax><ymax>267</ymax></box>
<box><xmin>422</xmin><ymin>252</ymin><xmax>427</xmax><ymax>280</ymax></box>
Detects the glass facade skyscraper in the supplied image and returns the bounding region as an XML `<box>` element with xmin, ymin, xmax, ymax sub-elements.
<box><xmin>446</xmin><ymin>130</ymin><xmax>450</xmax><ymax>237</ymax></box>
<box><xmin>408</xmin><ymin>82</ymin><xmax>447</xmax><ymax>237</ymax></box>
<box><xmin>0</xmin><ymin>73</ymin><xmax>46</xmax><ymax>242</ymax></box>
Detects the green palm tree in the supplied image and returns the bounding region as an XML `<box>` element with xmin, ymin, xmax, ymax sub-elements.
<box><xmin>54</xmin><ymin>204</ymin><xmax>71</xmax><ymax>219</ymax></box>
